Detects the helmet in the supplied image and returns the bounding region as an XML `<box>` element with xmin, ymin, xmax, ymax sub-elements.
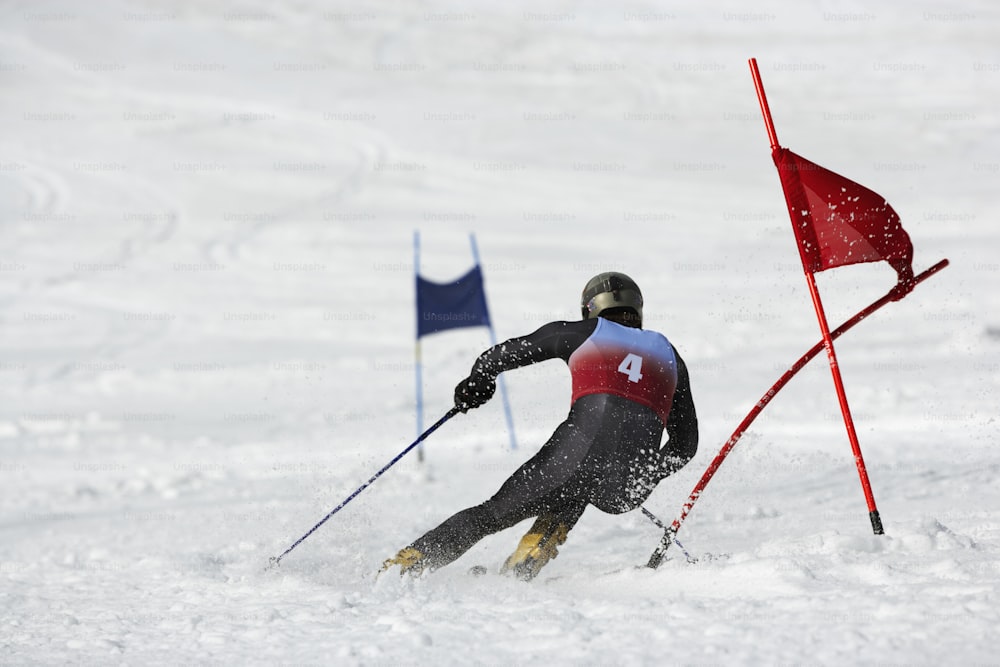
<box><xmin>580</xmin><ymin>272</ymin><xmax>643</xmax><ymax>322</ymax></box>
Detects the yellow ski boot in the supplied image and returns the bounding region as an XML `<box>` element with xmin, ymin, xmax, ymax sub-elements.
<box><xmin>500</xmin><ymin>515</ymin><xmax>570</xmax><ymax>581</ymax></box>
<box><xmin>379</xmin><ymin>546</ymin><xmax>426</xmax><ymax>577</ymax></box>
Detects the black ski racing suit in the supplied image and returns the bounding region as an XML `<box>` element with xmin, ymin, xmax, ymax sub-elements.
<box><xmin>408</xmin><ymin>317</ymin><xmax>698</xmax><ymax>572</ymax></box>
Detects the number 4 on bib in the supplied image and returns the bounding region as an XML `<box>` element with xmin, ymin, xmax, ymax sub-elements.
<box><xmin>618</xmin><ymin>353</ymin><xmax>644</xmax><ymax>383</ymax></box>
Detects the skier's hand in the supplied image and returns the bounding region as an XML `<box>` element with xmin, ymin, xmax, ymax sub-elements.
<box><xmin>454</xmin><ymin>375</ymin><xmax>496</xmax><ymax>412</ymax></box>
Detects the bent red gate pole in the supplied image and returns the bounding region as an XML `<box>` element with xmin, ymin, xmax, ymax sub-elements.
<box><xmin>750</xmin><ymin>57</ymin><xmax>885</xmax><ymax>536</ymax></box>
<box><xmin>646</xmin><ymin>259</ymin><xmax>948</xmax><ymax>568</ymax></box>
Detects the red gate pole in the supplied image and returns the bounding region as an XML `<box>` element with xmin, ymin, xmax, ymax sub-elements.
<box><xmin>645</xmin><ymin>257</ymin><xmax>946</xmax><ymax>568</ymax></box>
<box><xmin>749</xmin><ymin>57</ymin><xmax>883</xmax><ymax>535</ymax></box>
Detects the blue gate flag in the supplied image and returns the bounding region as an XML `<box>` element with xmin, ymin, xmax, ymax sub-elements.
<box><xmin>416</xmin><ymin>265</ymin><xmax>491</xmax><ymax>338</ymax></box>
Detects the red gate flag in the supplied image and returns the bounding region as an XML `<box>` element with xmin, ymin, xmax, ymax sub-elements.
<box><xmin>774</xmin><ymin>148</ymin><xmax>915</xmax><ymax>292</ymax></box>
<box><xmin>644</xmin><ymin>59</ymin><xmax>953</xmax><ymax>567</ymax></box>
<box><xmin>750</xmin><ymin>57</ymin><xmax>892</xmax><ymax>537</ymax></box>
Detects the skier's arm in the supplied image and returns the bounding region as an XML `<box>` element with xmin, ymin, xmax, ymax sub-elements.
<box><xmin>454</xmin><ymin>320</ymin><xmax>592</xmax><ymax>412</ymax></box>
<box><xmin>660</xmin><ymin>347</ymin><xmax>698</xmax><ymax>476</ymax></box>
<box><xmin>471</xmin><ymin>320</ymin><xmax>587</xmax><ymax>378</ymax></box>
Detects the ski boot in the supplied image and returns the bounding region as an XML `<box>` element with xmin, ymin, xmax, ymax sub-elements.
<box><xmin>379</xmin><ymin>546</ymin><xmax>427</xmax><ymax>577</ymax></box>
<box><xmin>500</xmin><ymin>514</ymin><xmax>570</xmax><ymax>581</ymax></box>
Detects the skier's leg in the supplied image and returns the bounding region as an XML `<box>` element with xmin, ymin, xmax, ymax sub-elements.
<box><xmin>382</xmin><ymin>501</ymin><xmax>535</xmax><ymax>575</ymax></box>
<box><xmin>383</xmin><ymin>420</ymin><xmax>592</xmax><ymax>575</ymax></box>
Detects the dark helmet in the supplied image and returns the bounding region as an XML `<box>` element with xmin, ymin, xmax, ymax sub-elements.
<box><xmin>580</xmin><ymin>272</ymin><xmax>643</xmax><ymax>322</ymax></box>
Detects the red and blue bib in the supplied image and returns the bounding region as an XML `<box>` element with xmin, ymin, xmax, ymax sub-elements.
<box><xmin>568</xmin><ymin>318</ymin><xmax>678</xmax><ymax>425</ymax></box>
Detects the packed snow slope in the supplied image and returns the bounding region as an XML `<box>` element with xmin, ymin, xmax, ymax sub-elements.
<box><xmin>2</xmin><ymin>1</ymin><xmax>999</xmax><ymax>664</ymax></box>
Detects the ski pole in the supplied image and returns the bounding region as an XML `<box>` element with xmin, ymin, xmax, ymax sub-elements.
<box><xmin>641</xmin><ymin>507</ymin><xmax>696</xmax><ymax>564</ymax></box>
<box><xmin>267</xmin><ymin>407</ymin><xmax>461</xmax><ymax>569</ymax></box>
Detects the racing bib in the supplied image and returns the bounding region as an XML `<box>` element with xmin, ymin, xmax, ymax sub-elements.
<box><xmin>568</xmin><ymin>318</ymin><xmax>678</xmax><ymax>424</ymax></box>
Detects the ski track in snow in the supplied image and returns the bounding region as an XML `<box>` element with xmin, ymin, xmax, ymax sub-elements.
<box><xmin>2</xmin><ymin>0</ymin><xmax>999</xmax><ymax>664</ymax></box>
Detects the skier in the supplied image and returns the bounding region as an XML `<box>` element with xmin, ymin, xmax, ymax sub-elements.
<box><xmin>382</xmin><ymin>272</ymin><xmax>698</xmax><ymax>580</ymax></box>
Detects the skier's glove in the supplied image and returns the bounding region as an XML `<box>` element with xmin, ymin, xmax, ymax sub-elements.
<box><xmin>454</xmin><ymin>375</ymin><xmax>496</xmax><ymax>412</ymax></box>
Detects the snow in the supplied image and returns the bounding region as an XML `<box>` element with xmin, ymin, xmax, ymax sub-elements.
<box><xmin>2</xmin><ymin>0</ymin><xmax>999</xmax><ymax>664</ymax></box>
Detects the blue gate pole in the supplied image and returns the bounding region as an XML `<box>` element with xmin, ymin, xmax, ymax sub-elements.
<box><xmin>470</xmin><ymin>234</ymin><xmax>518</xmax><ymax>451</ymax></box>
<box><xmin>414</xmin><ymin>231</ymin><xmax>426</xmax><ymax>462</ymax></box>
